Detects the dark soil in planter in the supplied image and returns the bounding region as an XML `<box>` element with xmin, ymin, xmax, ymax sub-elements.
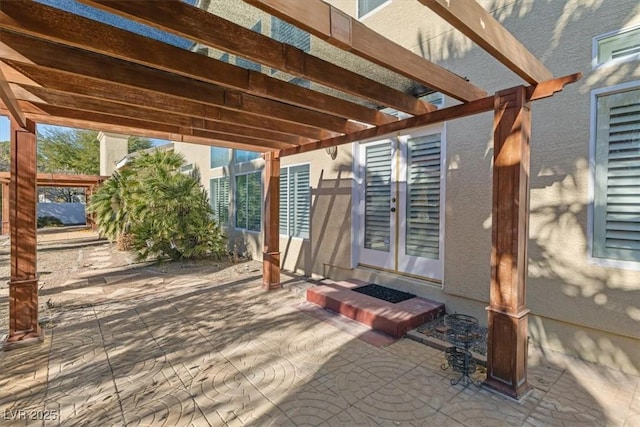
<box><xmin>353</xmin><ymin>284</ymin><xmax>416</xmax><ymax>303</ymax></box>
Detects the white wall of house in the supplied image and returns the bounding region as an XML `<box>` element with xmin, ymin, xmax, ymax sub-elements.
<box><xmin>177</xmin><ymin>0</ymin><xmax>640</xmax><ymax>374</ymax></box>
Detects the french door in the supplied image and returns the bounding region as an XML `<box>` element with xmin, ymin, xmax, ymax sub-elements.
<box><xmin>356</xmin><ymin>125</ymin><xmax>444</xmax><ymax>280</ymax></box>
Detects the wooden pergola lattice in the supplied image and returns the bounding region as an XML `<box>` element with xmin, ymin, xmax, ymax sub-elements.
<box><xmin>0</xmin><ymin>0</ymin><xmax>580</xmax><ymax>399</ymax></box>
<box><xmin>0</xmin><ymin>172</ymin><xmax>108</xmax><ymax>234</ymax></box>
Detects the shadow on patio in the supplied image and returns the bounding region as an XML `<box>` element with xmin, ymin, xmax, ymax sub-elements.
<box><xmin>0</xmin><ymin>253</ymin><xmax>637</xmax><ymax>426</ymax></box>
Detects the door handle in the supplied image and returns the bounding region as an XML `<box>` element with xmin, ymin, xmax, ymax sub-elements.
<box><xmin>390</xmin><ymin>207</ymin><xmax>396</xmax><ymax>212</ymax></box>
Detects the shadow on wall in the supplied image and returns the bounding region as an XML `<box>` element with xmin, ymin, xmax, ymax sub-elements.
<box><xmin>416</xmin><ymin>0</ymin><xmax>640</xmax><ymax>373</ymax></box>
<box><xmin>526</xmin><ymin>157</ymin><xmax>640</xmax><ymax>374</ymax></box>
<box><xmin>280</xmin><ymin>160</ymin><xmax>353</xmax><ymax>277</ymax></box>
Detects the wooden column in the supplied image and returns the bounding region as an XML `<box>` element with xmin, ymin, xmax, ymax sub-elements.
<box><xmin>85</xmin><ymin>185</ymin><xmax>96</xmax><ymax>230</ymax></box>
<box><xmin>262</xmin><ymin>151</ymin><xmax>281</xmax><ymax>291</ymax></box>
<box><xmin>484</xmin><ymin>86</ymin><xmax>531</xmax><ymax>399</ymax></box>
<box><xmin>1</xmin><ymin>182</ymin><xmax>8</xmax><ymax>235</ymax></box>
<box><xmin>5</xmin><ymin>118</ymin><xmax>42</xmax><ymax>349</ymax></box>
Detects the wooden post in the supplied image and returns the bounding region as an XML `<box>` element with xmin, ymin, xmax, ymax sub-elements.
<box><xmin>484</xmin><ymin>86</ymin><xmax>531</xmax><ymax>399</ymax></box>
<box><xmin>262</xmin><ymin>151</ymin><xmax>281</xmax><ymax>291</ymax></box>
<box><xmin>1</xmin><ymin>182</ymin><xmax>8</xmax><ymax>235</ymax></box>
<box><xmin>85</xmin><ymin>185</ymin><xmax>96</xmax><ymax>230</ymax></box>
<box><xmin>5</xmin><ymin>118</ymin><xmax>42</xmax><ymax>349</ymax></box>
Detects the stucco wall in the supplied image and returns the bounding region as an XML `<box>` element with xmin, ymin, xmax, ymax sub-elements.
<box><xmin>338</xmin><ymin>0</ymin><xmax>640</xmax><ymax>373</ymax></box>
<box><xmin>178</xmin><ymin>0</ymin><xmax>640</xmax><ymax>373</ymax></box>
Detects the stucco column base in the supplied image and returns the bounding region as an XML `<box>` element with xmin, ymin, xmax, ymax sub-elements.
<box><xmin>262</xmin><ymin>251</ymin><xmax>281</xmax><ymax>291</ymax></box>
<box><xmin>483</xmin><ymin>307</ymin><xmax>531</xmax><ymax>400</ymax></box>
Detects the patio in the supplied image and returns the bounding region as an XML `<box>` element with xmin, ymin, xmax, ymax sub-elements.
<box><xmin>1</xmin><ymin>237</ymin><xmax>637</xmax><ymax>426</ymax></box>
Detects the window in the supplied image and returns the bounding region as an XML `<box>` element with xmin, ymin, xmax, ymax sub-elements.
<box><xmin>210</xmin><ymin>147</ymin><xmax>230</xmax><ymax>169</ymax></box>
<box><xmin>210</xmin><ymin>177</ymin><xmax>229</xmax><ymax>226</ymax></box>
<box><xmin>595</xmin><ymin>26</ymin><xmax>640</xmax><ymax>67</ymax></box>
<box><xmin>234</xmin><ymin>150</ymin><xmax>261</xmax><ymax>164</ymax></box>
<box><xmin>180</xmin><ymin>163</ymin><xmax>194</xmax><ymax>174</ymax></box>
<box><xmin>271</xmin><ymin>16</ymin><xmax>310</xmax><ymax>52</ymax></box>
<box><xmin>357</xmin><ymin>0</ymin><xmax>389</xmax><ymax>19</ymax></box>
<box><xmin>592</xmin><ymin>86</ymin><xmax>640</xmax><ymax>263</ymax></box>
<box><xmin>280</xmin><ymin>164</ymin><xmax>310</xmax><ymax>238</ymax></box>
<box><xmin>235</xmin><ymin>172</ymin><xmax>261</xmax><ymax>231</ymax></box>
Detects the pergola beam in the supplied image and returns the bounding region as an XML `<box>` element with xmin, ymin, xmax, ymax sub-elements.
<box><xmin>14</xmin><ymin>85</ymin><xmax>311</xmax><ymax>147</ymax></box>
<box><xmin>0</xmin><ymin>0</ymin><xmax>394</xmax><ymax>127</ymax></box>
<box><xmin>0</xmin><ymin>172</ymin><xmax>108</xmax><ymax>187</ymax></box>
<box><xmin>278</xmin><ymin>74</ymin><xmax>581</xmax><ymax>157</ymax></box>
<box><xmin>418</xmin><ymin>0</ymin><xmax>553</xmax><ymax>84</ymax></box>
<box><xmin>0</xmin><ymin>31</ymin><xmax>354</xmax><ymax>134</ymax></box>
<box><xmin>4</xmin><ymin>62</ymin><xmax>332</xmax><ymax>140</ymax></box>
<box><xmin>3</xmin><ymin>102</ymin><xmax>279</xmax><ymax>152</ymax></box>
<box><xmin>243</xmin><ymin>0</ymin><xmax>487</xmax><ymax>102</ymax></box>
<box><xmin>79</xmin><ymin>0</ymin><xmax>436</xmax><ymax>116</ymax></box>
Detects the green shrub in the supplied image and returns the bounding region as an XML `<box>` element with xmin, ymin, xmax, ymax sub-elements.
<box><xmin>37</xmin><ymin>215</ymin><xmax>63</xmax><ymax>228</ymax></box>
<box><xmin>88</xmin><ymin>150</ymin><xmax>227</xmax><ymax>260</ymax></box>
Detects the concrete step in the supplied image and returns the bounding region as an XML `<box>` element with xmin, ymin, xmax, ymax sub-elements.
<box><xmin>306</xmin><ymin>279</ymin><xmax>445</xmax><ymax>338</ymax></box>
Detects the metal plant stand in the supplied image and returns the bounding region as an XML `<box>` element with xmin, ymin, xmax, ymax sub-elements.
<box><xmin>441</xmin><ymin>314</ymin><xmax>483</xmax><ymax>387</ymax></box>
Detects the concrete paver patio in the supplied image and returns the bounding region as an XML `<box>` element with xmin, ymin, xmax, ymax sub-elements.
<box><xmin>0</xmin><ymin>242</ymin><xmax>639</xmax><ymax>426</ymax></box>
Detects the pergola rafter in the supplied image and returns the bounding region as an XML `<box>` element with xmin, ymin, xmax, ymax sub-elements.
<box><xmin>243</xmin><ymin>0</ymin><xmax>488</xmax><ymax>102</ymax></box>
<box><xmin>79</xmin><ymin>0</ymin><xmax>438</xmax><ymax>116</ymax></box>
<box><xmin>0</xmin><ymin>0</ymin><xmax>581</xmax><ymax>400</ymax></box>
<box><xmin>0</xmin><ymin>0</ymin><xmax>396</xmax><ymax>127</ymax></box>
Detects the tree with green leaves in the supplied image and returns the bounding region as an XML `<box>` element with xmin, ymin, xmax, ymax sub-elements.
<box><xmin>0</xmin><ymin>140</ymin><xmax>9</xmax><ymax>172</ymax></box>
<box><xmin>35</xmin><ymin>127</ymin><xmax>153</xmax><ymax>202</ymax></box>
<box><xmin>37</xmin><ymin>127</ymin><xmax>153</xmax><ymax>175</ymax></box>
<box><xmin>88</xmin><ymin>149</ymin><xmax>227</xmax><ymax>261</ymax></box>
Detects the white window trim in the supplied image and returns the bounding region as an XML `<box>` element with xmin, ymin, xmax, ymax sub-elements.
<box><xmin>279</xmin><ymin>162</ymin><xmax>311</xmax><ymax>240</ymax></box>
<box><xmin>357</xmin><ymin>0</ymin><xmax>391</xmax><ymax>20</ymax></box>
<box><xmin>592</xmin><ymin>25</ymin><xmax>640</xmax><ymax>70</ymax></box>
<box><xmin>587</xmin><ymin>80</ymin><xmax>640</xmax><ymax>271</ymax></box>
<box><xmin>233</xmin><ymin>170</ymin><xmax>262</xmax><ymax>233</ymax></box>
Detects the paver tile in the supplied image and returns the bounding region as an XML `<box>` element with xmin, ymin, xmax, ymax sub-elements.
<box><xmin>1</xmin><ymin>252</ymin><xmax>637</xmax><ymax>427</ymax></box>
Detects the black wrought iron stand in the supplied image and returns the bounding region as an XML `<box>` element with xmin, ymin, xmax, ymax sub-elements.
<box><xmin>441</xmin><ymin>314</ymin><xmax>482</xmax><ymax>387</ymax></box>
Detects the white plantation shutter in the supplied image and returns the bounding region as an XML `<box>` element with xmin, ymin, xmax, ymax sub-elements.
<box><xmin>289</xmin><ymin>165</ymin><xmax>310</xmax><ymax>238</ymax></box>
<box><xmin>406</xmin><ymin>134</ymin><xmax>441</xmax><ymax>259</ymax></box>
<box><xmin>594</xmin><ymin>88</ymin><xmax>640</xmax><ymax>262</ymax></box>
<box><xmin>280</xmin><ymin>167</ymin><xmax>289</xmax><ymax>235</ymax></box>
<box><xmin>364</xmin><ymin>142</ymin><xmax>392</xmax><ymax>251</ymax></box>
<box><xmin>235</xmin><ymin>172</ymin><xmax>261</xmax><ymax>231</ymax></box>
<box><xmin>210</xmin><ymin>177</ymin><xmax>229</xmax><ymax>226</ymax></box>
<box><xmin>279</xmin><ymin>164</ymin><xmax>310</xmax><ymax>238</ymax></box>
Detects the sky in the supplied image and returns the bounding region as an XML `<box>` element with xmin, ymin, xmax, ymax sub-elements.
<box><xmin>1</xmin><ymin>0</ymin><xmax>198</xmax><ymax>145</ymax></box>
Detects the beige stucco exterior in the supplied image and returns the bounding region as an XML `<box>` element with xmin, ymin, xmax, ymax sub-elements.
<box><xmin>176</xmin><ymin>0</ymin><xmax>640</xmax><ymax>374</ymax></box>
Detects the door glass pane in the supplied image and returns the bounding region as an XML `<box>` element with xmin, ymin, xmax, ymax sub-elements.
<box><xmin>247</xmin><ymin>172</ymin><xmax>262</xmax><ymax>231</ymax></box>
<box><xmin>406</xmin><ymin>134</ymin><xmax>441</xmax><ymax>259</ymax></box>
<box><xmin>235</xmin><ymin>174</ymin><xmax>247</xmax><ymax>228</ymax></box>
<box><xmin>364</xmin><ymin>143</ymin><xmax>392</xmax><ymax>251</ymax></box>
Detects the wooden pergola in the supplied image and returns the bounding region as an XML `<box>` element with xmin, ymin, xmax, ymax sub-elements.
<box><xmin>0</xmin><ymin>0</ymin><xmax>580</xmax><ymax>399</ymax></box>
<box><xmin>0</xmin><ymin>172</ymin><xmax>108</xmax><ymax>234</ymax></box>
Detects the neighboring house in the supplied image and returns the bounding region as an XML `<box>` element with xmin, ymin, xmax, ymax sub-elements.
<box><xmin>174</xmin><ymin>0</ymin><xmax>640</xmax><ymax>374</ymax></box>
